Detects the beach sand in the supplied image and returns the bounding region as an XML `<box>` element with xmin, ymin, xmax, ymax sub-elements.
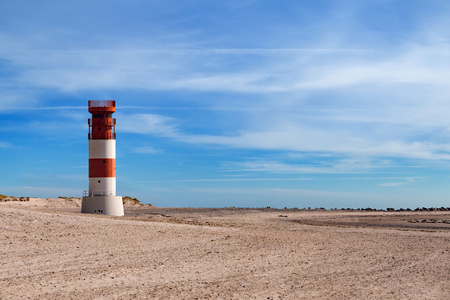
<box><xmin>1</xmin><ymin>200</ymin><xmax>449</xmax><ymax>299</ymax></box>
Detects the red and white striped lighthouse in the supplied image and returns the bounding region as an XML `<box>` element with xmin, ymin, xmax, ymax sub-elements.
<box><xmin>81</xmin><ymin>100</ymin><xmax>124</xmax><ymax>216</ymax></box>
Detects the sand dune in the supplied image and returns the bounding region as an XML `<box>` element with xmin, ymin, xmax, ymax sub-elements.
<box><xmin>0</xmin><ymin>200</ymin><xmax>449</xmax><ymax>299</ymax></box>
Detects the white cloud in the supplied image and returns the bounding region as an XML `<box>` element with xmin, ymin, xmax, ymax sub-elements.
<box><xmin>120</xmin><ymin>113</ymin><xmax>178</xmax><ymax>137</ymax></box>
<box><xmin>378</xmin><ymin>177</ymin><xmax>416</xmax><ymax>187</ymax></box>
<box><xmin>378</xmin><ymin>182</ymin><xmax>408</xmax><ymax>187</ymax></box>
<box><xmin>295</xmin><ymin>44</ymin><xmax>450</xmax><ymax>90</ymax></box>
<box><xmin>222</xmin><ymin>161</ymin><xmax>340</xmax><ymax>174</ymax></box>
<box><xmin>0</xmin><ymin>91</ymin><xmax>39</xmax><ymax>112</ymax></box>
<box><xmin>0</xmin><ymin>141</ymin><xmax>14</xmax><ymax>148</ymax></box>
<box><xmin>179</xmin><ymin>129</ymin><xmax>450</xmax><ymax>160</ymax></box>
<box><xmin>146</xmin><ymin>177</ymin><xmax>312</xmax><ymax>182</ymax></box>
<box><xmin>132</xmin><ymin>146</ymin><xmax>163</xmax><ymax>154</ymax></box>
<box><xmin>2</xmin><ymin>36</ymin><xmax>450</xmax><ymax>95</ymax></box>
<box><xmin>116</xmin><ymin>108</ymin><xmax>450</xmax><ymax>161</ymax></box>
<box><xmin>222</xmin><ymin>158</ymin><xmax>422</xmax><ymax>175</ymax></box>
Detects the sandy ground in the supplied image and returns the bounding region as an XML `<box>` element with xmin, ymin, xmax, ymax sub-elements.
<box><xmin>0</xmin><ymin>200</ymin><xmax>449</xmax><ymax>299</ymax></box>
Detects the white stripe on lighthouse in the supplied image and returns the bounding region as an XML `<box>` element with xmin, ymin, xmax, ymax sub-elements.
<box><xmin>89</xmin><ymin>140</ymin><xmax>116</xmax><ymax>159</ymax></box>
<box><xmin>89</xmin><ymin>177</ymin><xmax>116</xmax><ymax>196</ymax></box>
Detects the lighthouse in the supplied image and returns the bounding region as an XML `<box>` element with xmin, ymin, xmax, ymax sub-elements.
<box><xmin>81</xmin><ymin>100</ymin><xmax>124</xmax><ymax>216</ymax></box>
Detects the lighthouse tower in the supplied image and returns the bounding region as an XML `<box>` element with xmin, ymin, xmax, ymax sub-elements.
<box><xmin>81</xmin><ymin>100</ymin><xmax>124</xmax><ymax>216</ymax></box>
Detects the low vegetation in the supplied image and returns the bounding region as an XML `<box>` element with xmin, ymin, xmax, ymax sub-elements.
<box><xmin>0</xmin><ymin>194</ymin><xmax>28</xmax><ymax>202</ymax></box>
<box><xmin>122</xmin><ymin>196</ymin><xmax>152</xmax><ymax>206</ymax></box>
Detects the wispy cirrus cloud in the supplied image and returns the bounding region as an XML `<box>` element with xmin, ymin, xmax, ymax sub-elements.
<box><xmin>1</xmin><ymin>45</ymin><xmax>446</xmax><ymax>94</ymax></box>
<box><xmin>146</xmin><ymin>177</ymin><xmax>312</xmax><ymax>183</ymax></box>
<box><xmin>119</xmin><ymin>110</ymin><xmax>450</xmax><ymax>161</ymax></box>
<box><xmin>180</xmin><ymin>130</ymin><xmax>450</xmax><ymax>160</ymax></box>
<box><xmin>2</xmin><ymin>30</ymin><xmax>450</xmax><ymax>95</ymax></box>
<box><xmin>378</xmin><ymin>177</ymin><xmax>417</xmax><ymax>187</ymax></box>
<box><xmin>0</xmin><ymin>141</ymin><xmax>14</xmax><ymax>148</ymax></box>
<box><xmin>132</xmin><ymin>146</ymin><xmax>163</xmax><ymax>154</ymax></box>
<box><xmin>120</xmin><ymin>114</ymin><xmax>178</xmax><ymax>137</ymax></box>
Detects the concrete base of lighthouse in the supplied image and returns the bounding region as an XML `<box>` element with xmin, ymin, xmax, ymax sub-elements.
<box><xmin>81</xmin><ymin>195</ymin><xmax>124</xmax><ymax>216</ymax></box>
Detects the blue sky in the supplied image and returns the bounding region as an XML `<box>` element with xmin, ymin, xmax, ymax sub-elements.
<box><xmin>1</xmin><ymin>0</ymin><xmax>450</xmax><ymax>209</ymax></box>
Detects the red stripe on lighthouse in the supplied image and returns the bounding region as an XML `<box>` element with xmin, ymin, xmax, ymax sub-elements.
<box><xmin>89</xmin><ymin>159</ymin><xmax>116</xmax><ymax>177</ymax></box>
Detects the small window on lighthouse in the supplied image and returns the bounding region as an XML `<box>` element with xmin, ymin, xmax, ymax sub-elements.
<box><xmin>98</xmin><ymin>180</ymin><xmax>101</xmax><ymax>183</ymax></box>
<box><xmin>103</xmin><ymin>160</ymin><xmax>105</xmax><ymax>163</ymax></box>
